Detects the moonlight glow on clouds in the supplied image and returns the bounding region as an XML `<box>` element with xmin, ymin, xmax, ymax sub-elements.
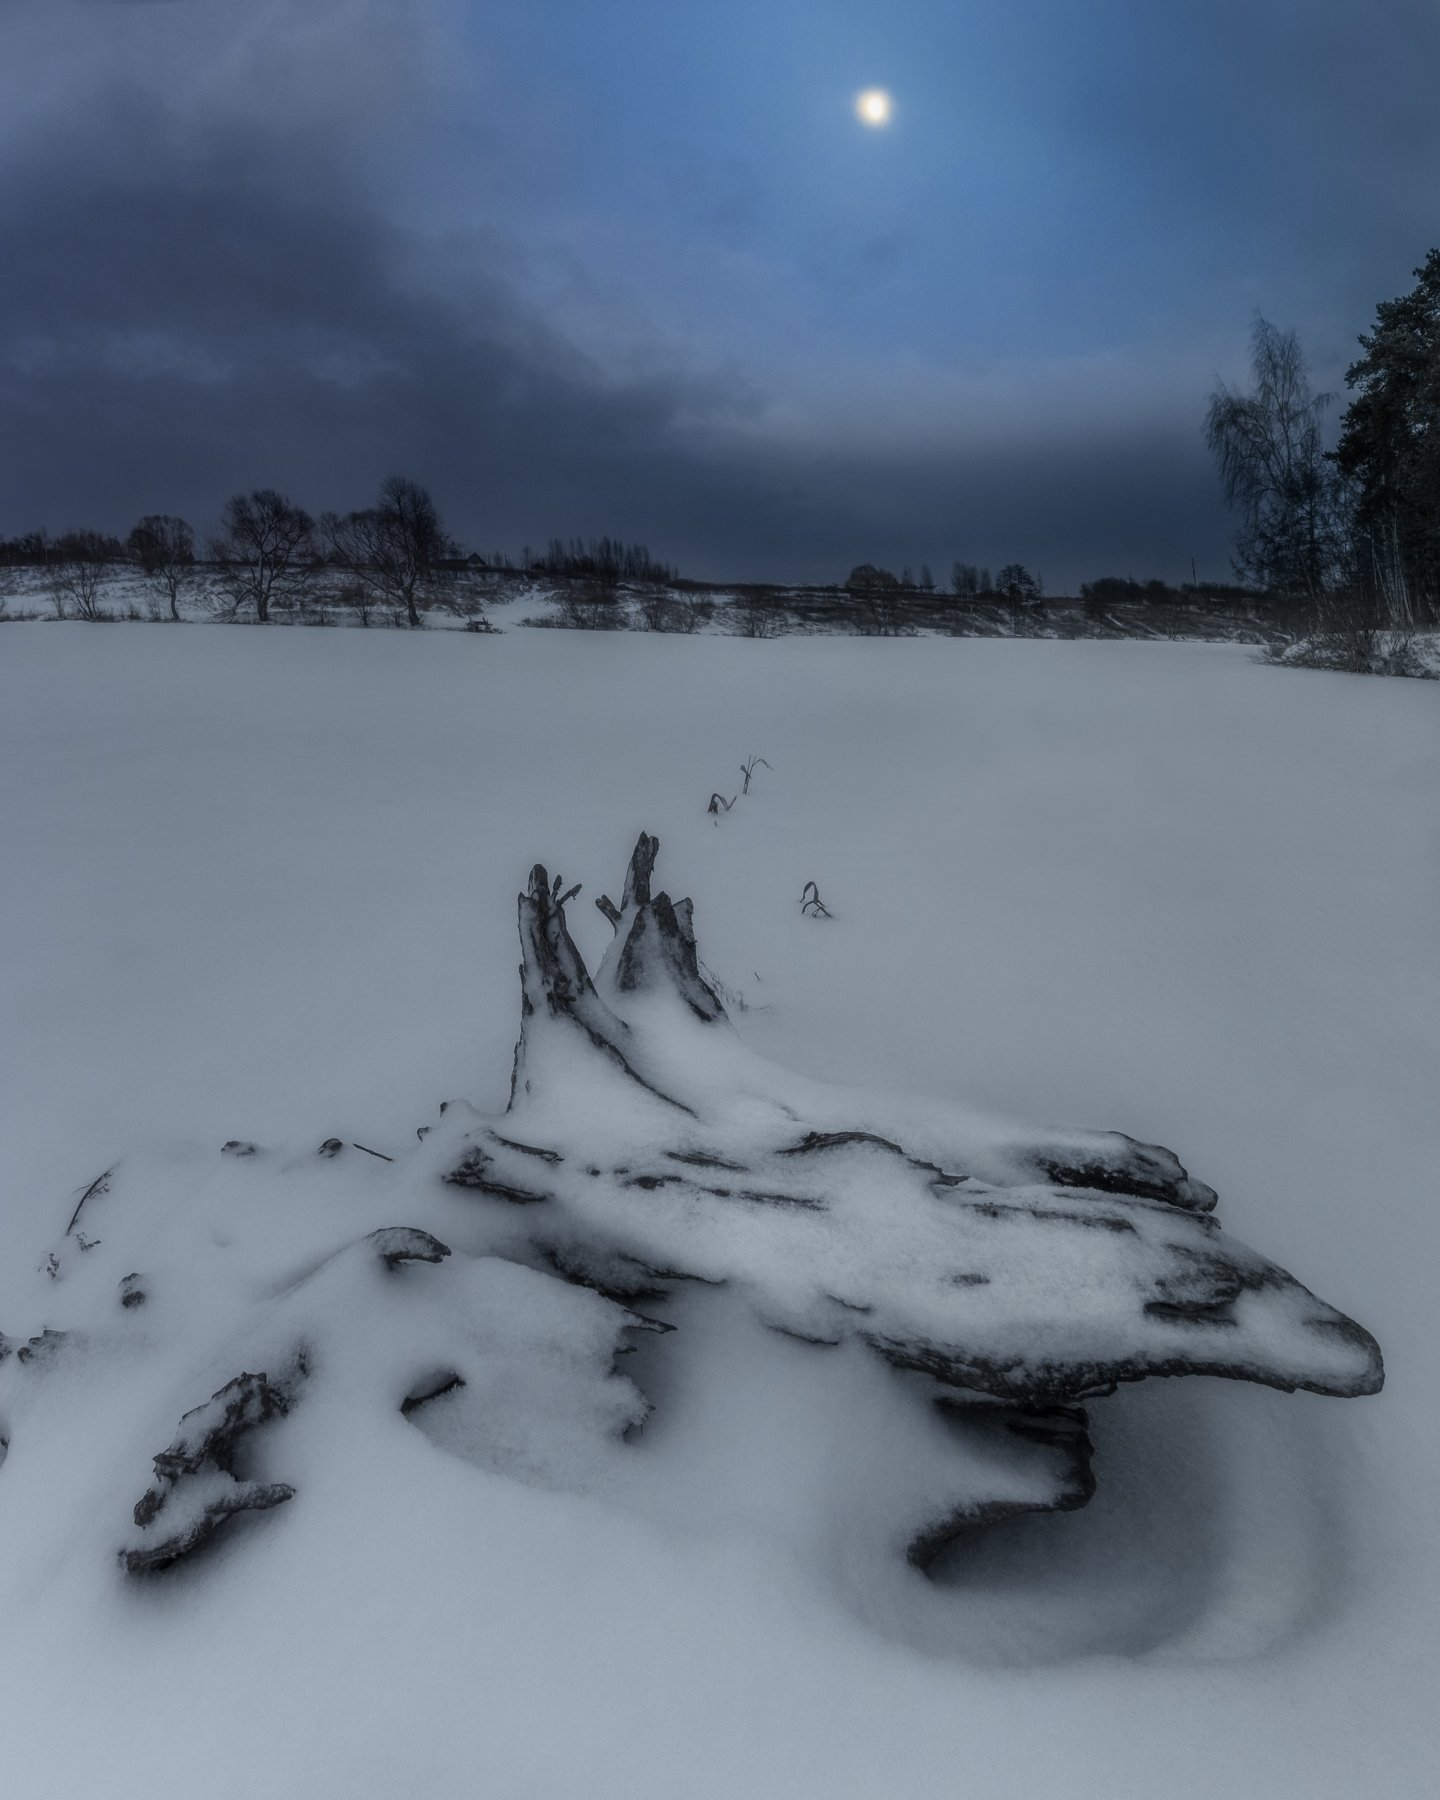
<box><xmin>2</xmin><ymin>0</ymin><xmax>1440</xmax><ymax>586</ymax></box>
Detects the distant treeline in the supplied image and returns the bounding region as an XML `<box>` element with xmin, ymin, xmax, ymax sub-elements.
<box><xmin>0</xmin><ymin>480</ymin><xmax>680</xmax><ymax>628</ymax></box>
<box><xmin>3</xmin><ymin>507</ymin><xmax>1238</xmax><ymax>616</ymax></box>
<box><xmin>0</xmin><ymin>514</ymin><xmax>673</xmax><ymax>587</ymax></box>
<box><xmin>840</xmin><ymin>563</ymin><xmax>1248</xmax><ymax>606</ymax></box>
<box><xmin>0</xmin><ymin>529</ymin><xmax>128</xmax><ymax>566</ymax></box>
<box><xmin>515</xmin><ymin>536</ymin><xmax>677</xmax><ymax>584</ymax></box>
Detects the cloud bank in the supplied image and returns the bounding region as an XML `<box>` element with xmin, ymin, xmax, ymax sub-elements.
<box><xmin>2</xmin><ymin>0</ymin><xmax>1436</xmax><ymax>586</ymax></box>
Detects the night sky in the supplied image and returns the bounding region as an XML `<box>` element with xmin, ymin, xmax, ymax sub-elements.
<box><xmin>3</xmin><ymin>0</ymin><xmax>1439</xmax><ymax>587</ymax></box>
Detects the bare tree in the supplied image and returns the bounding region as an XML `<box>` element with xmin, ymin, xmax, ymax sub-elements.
<box><xmin>211</xmin><ymin>489</ymin><xmax>315</xmax><ymax>623</ymax></box>
<box><xmin>374</xmin><ymin>475</ymin><xmax>451</xmax><ymax>627</ymax></box>
<box><xmin>949</xmin><ymin>562</ymin><xmax>980</xmax><ymax>598</ymax></box>
<box><xmin>636</xmin><ymin>591</ymin><xmax>710</xmax><ymax>633</ymax></box>
<box><xmin>731</xmin><ymin>591</ymin><xmax>781</xmax><ymax>637</ymax></box>
<box><xmin>551</xmin><ymin>580</ymin><xmax>624</xmax><ymax>629</ymax></box>
<box><xmin>320</xmin><ymin>508</ymin><xmax>377</xmax><ymax>590</ymax></box>
<box><xmin>635</xmin><ymin>589</ymin><xmax>687</xmax><ymax>631</ymax></box>
<box><xmin>127</xmin><ymin>515</ymin><xmax>194</xmax><ymax>621</ymax></box>
<box><xmin>858</xmin><ymin>589</ymin><xmax>910</xmax><ymax>636</ymax></box>
<box><xmin>1205</xmin><ymin>318</ymin><xmax>1347</xmax><ymax>601</ymax></box>
<box><xmin>845</xmin><ymin>563</ymin><xmax>900</xmax><ymax>592</ymax></box>
<box><xmin>321</xmin><ymin>477</ymin><xmax>451</xmax><ymax>628</ymax></box>
<box><xmin>996</xmin><ymin>564</ymin><xmax>1041</xmax><ymax>636</ymax></box>
<box><xmin>331</xmin><ymin>576</ymin><xmax>374</xmax><ymax>628</ymax></box>
<box><xmin>50</xmin><ymin>530</ymin><xmax>114</xmax><ymax>621</ymax></box>
<box><xmin>530</xmin><ymin>536</ymin><xmax>675</xmax><ymax>584</ymax></box>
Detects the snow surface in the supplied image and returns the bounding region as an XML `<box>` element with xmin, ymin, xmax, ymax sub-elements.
<box><xmin>1</xmin><ymin>624</ymin><xmax>1436</xmax><ymax>1798</ymax></box>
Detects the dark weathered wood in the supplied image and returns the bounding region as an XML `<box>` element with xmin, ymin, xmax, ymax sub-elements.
<box><xmin>595</xmin><ymin>836</ymin><xmax>726</xmax><ymax>1023</ymax></box>
<box><xmin>122</xmin><ymin>1481</ymin><xmax>295</xmax><ymax>1575</ymax></box>
<box><xmin>510</xmin><ymin>859</ymin><xmax>698</xmax><ymax>1112</ymax></box>
<box><xmin>622</xmin><ymin>832</ymin><xmax>658</xmax><ymax>909</ymax></box>
<box><xmin>739</xmin><ymin>754</ymin><xmax>772</xmax><ymax>795</ymax></box>
<box><xmin>611</xmin><ymin>892</ymin><xmax>725</xmax><ymax>1021</ymax></box>
<box><xmin>65</xmin><ymin>1167</ymin><xmax>113</xmax><ymax>1236</ymax></box>
<box><xmin>400</xmin><ymin>1372</ymin><xmax>466</xmax><ymax>1415</ymax></box>
<box><xmin>123</xmin><ymin>1368</ymin><xmax>300</xmax><ymax>1574</ymax></box>
<box><xmin>906</xmin><ymin>1400</ymin><xmax>1096</xmax><ymax>1569</ymax></box>
<box><xmin>486</xmin><ymin>1133</ymin><xmax>563</xmax><ymax>1164</ymax></box>
<box><xmin>368</xmin><ymin>1227</ymin><xmax>452</xmax><ymax>1269</ymax></box>
<box><xmin>1033</xmin><ymin>1134</ymin><xmax>1217</xmax><ymax>1212</ymax></box>
<box><xmin>445</xmin><ymin>1147</ymin><xmax>552</xmax><ymax>1205</ymax></box>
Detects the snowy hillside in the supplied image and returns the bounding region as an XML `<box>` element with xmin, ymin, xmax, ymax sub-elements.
<box><xmin>1</xmin><ymin>559</ymin><xmax>1298</xmax><ymax>645</ymax></box>
<box><xmin>1</xmin><ymin>625</ymin><xmax>1436</xmax><ymax>1799</ymax></box>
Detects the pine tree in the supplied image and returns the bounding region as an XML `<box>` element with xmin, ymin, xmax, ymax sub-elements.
<box><xmin>1334</xmin><ymin>249</ymin><xmax>1440</xmax><ymax>622</ymax></box>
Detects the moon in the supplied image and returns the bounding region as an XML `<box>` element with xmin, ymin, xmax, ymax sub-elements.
<box><xmin>856</xmin><ymin>88</ymin><xmax>893</xmax><ymax>128</ymax></box>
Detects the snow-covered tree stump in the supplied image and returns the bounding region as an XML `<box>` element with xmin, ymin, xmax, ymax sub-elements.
<box><xmin>435</xmin><ymin>832</ymin><xmax>1382</xmax><ymax>1564</ymax></box>
<box><xmin>0</xmin><ymin>832</ymin><xmax>1383</xmax><ymax>1581</ymax></box>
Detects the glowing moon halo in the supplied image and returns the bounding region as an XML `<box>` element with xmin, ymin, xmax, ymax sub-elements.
<box><xmin>856</xmin><ymin>88</ymin><xmax>893</xmax><ymax>127</ymax></box>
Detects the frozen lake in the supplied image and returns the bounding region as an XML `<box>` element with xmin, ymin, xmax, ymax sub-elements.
<box><xmin>1</xmin><ymin>623</ymin><xmax>1435</xmax><ymax>1798</ymax></box>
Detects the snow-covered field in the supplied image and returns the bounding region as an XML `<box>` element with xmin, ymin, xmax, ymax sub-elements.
<box><xmin>1</xmin><ymin>624</ymin><xmax>1436</xmax><ymax>1799</ymax></box>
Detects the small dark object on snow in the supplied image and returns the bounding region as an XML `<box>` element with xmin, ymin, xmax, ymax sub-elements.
<box><xmin>799</xmin><ymin>881</ymin><xmax>832</xmax><ymax>919</ymax></box>
<box><xmin>368</xmin><ymin>1227</ymin><xmax>452</xmax><ymax>1269</ymax></box>
<box><xmin>665</xmin><ymin>1149</ymin><xmax>746</xmax><ymax>1171</ymax></box>
<box><xmin>400</xmin><ymin>1372</ymin><xmax>466</xmax><ymax>1415</ymax></box>
<box><xmin>739</xmin><ymin>754</ymin><xmax>772</xmax><ymax>795</ymax></box>
<box><xmin>65</xmin><ymin>1166</ymin><xmax>113</xmax><ymax>1235</ymax></box>
<box><xmin>221</xmin><ymin>1140</ymin><xmax>257</xmax><ymax>1158</ymax></box>
<box><xmin>17</xmin><ymin>1329</ymin><xmax>68</xmax><ymax>1367</ymax></box>
<box><xmin>317</xmin><ymin>1138</ymin><xmax>345</xmax><ymax>1158</ymax></box>
<box><xmin>119</xmin><ymin>1273</ymin><xmax>147</xmax><ymax>1309</ymax></box>
<box><xmin>780</xmin><ymin>1129</ymin><xmax>907</xmax><ymax>1158</ymax></box>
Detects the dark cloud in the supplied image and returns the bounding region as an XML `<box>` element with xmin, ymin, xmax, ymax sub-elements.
<box><xmin>0</xmin><ymin>113</ymin><xmax>1231</xmax><ymax>585</ymax></box>
<box><xmin>1</xmin><ymin>1</ymin><xmax>1436</xmax><ymax>586</ymax></box>
<box><xmin>0</xmin><ymin>14</ymin><xmax>724</xmax><ymax>554</ymax></box>
<box><xmin>0</xmin><ymin>138</ymin><xmax>758</xmax><ymax>560</ymax></box>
